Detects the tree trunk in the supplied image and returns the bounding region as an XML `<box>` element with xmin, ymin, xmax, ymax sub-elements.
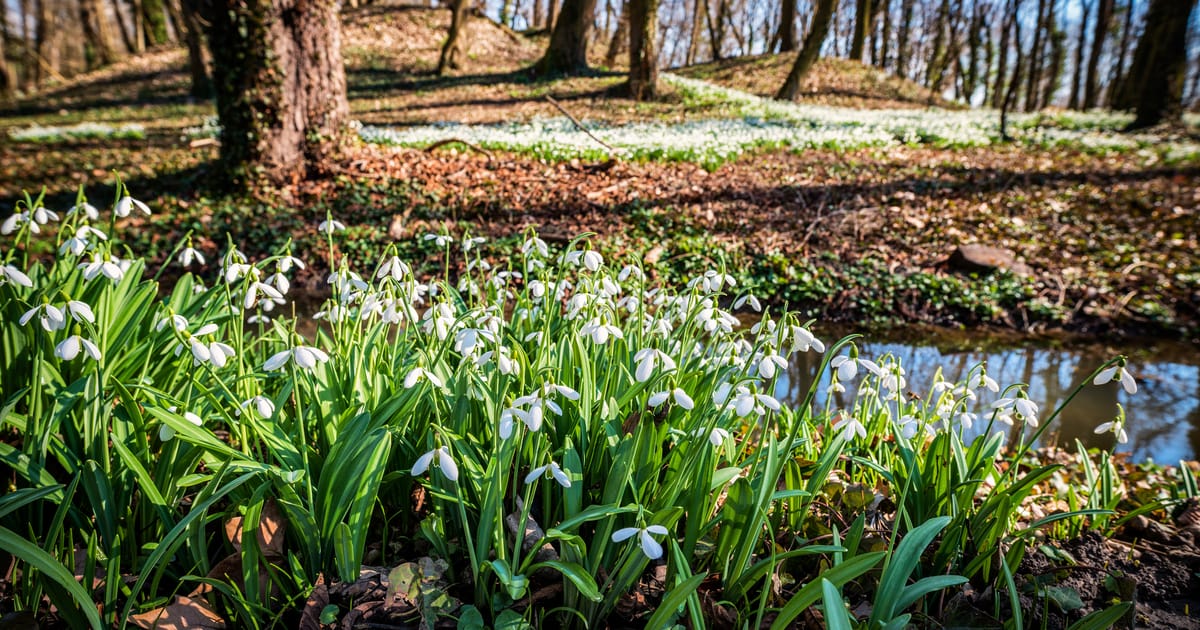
<box><xmin>686</xmin><ymin>0</ymin><xmax>707</xmax><ymax>62</ymax></box>
<box><xmin>141</xmin><ymin>0</ymin><xmax>169</xmax><ymax>44</ymax></box>
<box><xmin>777</xmin><ymin>0</ymin><xmax>797</xmax><ymax>52</ymax></box>
<box><xmin>79</xmin><ymin>0</ymin><xmax>119</xmax><ymax>66</ymax></box>
<box><xmin>964</xmin><ymin>0</ymin><xmax>982</xmax><ymax>103</ymax></box>
<box><xmin>533</xmin><ymin>0</ymin><xmax>545</xmax><ymax>28</ymax></box>
<box><xmin>1067</xmin><ymin>0</ymin><xmax>1089</xmax><ymax>109</ymax></box>
<box><xmin>180</xmin><ymin>0</ymin><xmax>209</xmax><ymax>98</ymax></box>
<box><xmin>33</xmin><ymin>0</ymin><xmax>53</xmax><ymax>87</ymax></box>
<box><xmin>991</xmin><ymin>0</ymin><xmax>1017</xmax><ymax>108</ymax></box>
<box><xmin>1023</xmin><ymin>0</ymin><xmax>1047</xmax><ymax>110</ymax></box>
<box><xmin>981</xmin><ymin>9</ymin><xmax>993</xmax><ymax>104</ymax></box>
<box><xmin>710</xmin><ymin>0</ymin><xmax>728</xmax><ymax>59</ymax></box>
<box><xmin>924</xmin><ymin>0</ymin><xmax>949</xmax><ymax>89</ymax></box>
<box><xmin>877</xmin><ymin>0</ymin><xmax>891</xmax><ymax>68</ymax></box>
<box><xmin>1082</xmin><ymin>0</ymin><xmax>1111</xmax><ymax>108</ymax></box>
<box><xmin>626</xmin><ymin>0</ymin><xmax>658</xmax><ymax>99</ymax></box>
<box><xmin>604</xmin><ymin>0</ymin><xmax>628</xmax><ymax>66</ymax></box>
<box><xmin>1041</xmin><ymin>25</ymin><xmax>1065</xmax><ymax>107</ymax></box>
<box><xmin>1117</xmin><ymin>0</ymin><xmax>1196</xmax><ymax>127</ymax></box>
<box><xmin>1107</xmin><ymin>0</ymin><xmax>1133</xmax><ymax>105</ymax></box>
<box><xmin>437</xmin><ymin>0</ymin><xmax>470</xmax><ymax>74</ymax></box>
<box><xmin>0</xmin><ymin>0</ymin><xmax>15</xmax><ymax>99</ymax></box>
<box><xmin>999</xmin><ymin>9</ymin><xmax>1024</xmax><ymax>139</ymax></box>
<box><xmin>535</xmin><ymin>0</ymin><xmax>597</xmax><ymax>74</ymax></box>
<box><xmin>110</xmin><ymin>0</ymin><xmax>136</xmax><ymax>52</ymax></box>
<box><xmin>203</xmin><ymin>0</ymin><xmax>350</xmax><ymax>185</ymax></box>
<box><xmin>547</xmin><ymin>0</ymin><xmax>558</xmax><ymax>29</ymax></box>
<box><xmin>776</xmin><ymin>0</ymin><xmax>836</xmax><ymax>100</ymax></box>
<box><xmin>850</xmin><ymin>0</ymin><xmax>872</xmax><ymax>60</ymax></box>
<box><xmin>895</xmin><ymin>0</ymin><xmax>914</xmax><ymax>77</ymax></box>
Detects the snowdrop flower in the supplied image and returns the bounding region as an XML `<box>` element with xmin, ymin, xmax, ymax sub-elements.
<box><xmin>114</xmin><ymin>196</ymin><xmax>151</xmax><ymax>218</ymax></box>
<box><xmin>973</xmin><ymin>369</ymin><xmax>1000</xmax><ymax>393</ymax></box>
<box><xmin>59</xmin><ymin>226</ymin><xmax>107</xmax><ymax>256</ymax></box>
<box><xmin>156</xmin><ymin>313</ymin><xmax>189</xmax><ymax>332</ymax></box>
<box><xmin>689</xmin><ymin>270</ymin><xmax>735</xmax><ymax>293</ymax></box>
<box><xmin>78</xmin><ymin>254</ymin><xmax>126</xmax><ymax>282</ymax></box>
<box><xmin>0</xmin><ymin>263</ymin><xmax>33</xmax><ymax>288</ymax></box>
<box><xmin>714</xmin><ymin>383</ymin><xmax>782</xmax><ymax>417</ymax></box>
<box><xmin>403</xmin><ymin>367</ymin><xmax>444</xmax><ymax>389</ymax></box>
<box><xmin>159</xmin><ymin>410</ymin><xmax>203</xmax><ymax>442</ymax></box>
<box><xmin>955</xmin><ymin>411</ymin><xmax>977</xmax><ymax>430</ymax></box>
<box><xmin>618</xmin><ymin>265</ymin><xmax>643</xmax><ymax>283</ymax></box>
<box><xmin>65</xmin><ymin>300</ymin><xmax>94</xmax><ymax>323</ymax></box>
<box><xmin>790</xmin><ymin>326</ymin><xmax>825</xmax><ymax>353</ymax></box>
<box><xmin>611</xmin><ymin>525</ymin><xmax>670</xmax><ymax>560</ymax></box>
<box><xmin>278</xmin><ymin>255</ymin><xmax>305</xmax><ymax>273</ymax></box>
<box><xmin>243</xmin><ymin>280</ymin><xmax>284</xmax><ymax>310</ymax></box>
<box><xmin>411</xmin><ymin>446</ymin><xmax>458</xmax><ymax>482</ymax></box>
<box><xmin>462</xmin><ymin>236</ymin><xmax>486</xmax><ymax>252</ymax></box>
<box><xmin>581</xmin><ymin>319</ymin><xmax>623</xmax><ymax>344</ymax></box>
<box><xmin>895</xmin><ymin>415</ymin><xmax>920</xmax><ymax>440</ymax></box>
<box><xmin>1094</xmin><ymin>405</ymin><xmax>1129</xmax><ymax>444</ymax></box>
<box><xmin>733</xmin><ymin>293</ymin><xmax>762</xmax><ymax>311</ymax></box>
<box><xmin>376</xmin><ymin>255</ymin><xmax>410</xmax><ymax>281</ymax></box>
<box><xmin>992</xmin><ymin>396</ymin><xmax>1040</xmax><ymax>427</ymax></box>
<box><xmin>830</xmin><ymin>355</ymin><xmax>876</xmax><ymax>381</ymax></box>
<box><xmin>1094</xmin><ymin>364</ymin><xmax>1137</xmax><ymax>395</ymax></box>
<box><xmin>525</xmin><ymin>460</ymin><xmax>571</xmax><ymax>488</ymax></box>
<box><xmin>756</xmin><ymin>353</ymin><xmax>787</xmax><ymax>379</ymax></box>
<box><xmin>563</xmin><ymin>249</ymin><xmax>603</xmax><ymax>271</ymax></box>
<box><xmin>521</xmin><ymin>235</ymin><xmax>548</xmax><ymax>257</ymax></box>
<box><xmin>633</xmin><ymin>348</ymin><xmax>676</xmax><ymax>382</ymax></box>
<box><xmin>692</xmin><ymin>426</ymin><xmax>730</xmax><ymax>447</ymax></box>
<box><xmin>31</xmin><ymin>205</ymin><xmax>58</xmax><ymax>225</ymax></box>
<box><xmin>263</xmin><ymin>345</ymin><xmax>330</xmax><ymax>371</ymax></box>
<box><xmin>836</xmin><ymin>415</ymin><xmax>867</xmax><ymax>442</ymax></box>
<box><xmin>424</xmin><ymin>233</ymin><xmax>454</xmax><ymax>248</ymax></box>
<box><xmin>66</xmin><ymin>201</ymin><xmax>99</xmax><ymax>220</ymax></box>
<box><xmin>648</xmin><ymin>388</ymin><xmax>694</xmax><ymax>410</ymax></box>
<box><xmin>55</xmin><ymin>335</ymin><xmax>102</xmax><ymax>361</ymax></box>
<box><xmin>0</xmin><ymin>212</ymin><xmax>29</xmax><ymax>235</ymax></box>
<box><xmin>19</xmin><ymin>304</ymin><xmax>66</xmax><ymax>331</ymax></box>
<box><xmin>318</xmin><ymin>218</ymin><xmax>346</xmax><ymax>234</ymax></box>
<box><xmin>239</xmin><ymin>396</ymin><xmax>275</xmax><ymax>418</ymax></box>
<box><xmin>475</xmin><ymin>348</ymin><xmax>519</xmax><ymax>375</ymax></box>
<box><xmin>543</xmin><ymin>382</ymin><xmax>581</xmax><ymax>401</ymax></box>
<box><xmin>179</xmin><ymin>246</ymin><xmax>206</xmax><ymax>268</ymax></box>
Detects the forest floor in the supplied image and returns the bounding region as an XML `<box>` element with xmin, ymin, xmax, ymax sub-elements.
<box><xmin>0</xmin><ymin>2</ymin><xmax>1197</xmax><ymax>343</ymax></box>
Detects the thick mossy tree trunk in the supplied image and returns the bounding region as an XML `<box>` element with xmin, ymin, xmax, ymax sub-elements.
<box><xmin>1082</xmin><ymin>0</ymin><xmax>1112</xmax><ymax>109</ymax></box>
<box><xmin>535</xmin><ymin>0</ymin><xmax>598</xmax><ymax>74</ymax></box>
<box><xmin>625</xmin><ymin>0</ymin><xmax>659</xmax><ymax>99</ymax></box>
<box><xmin>80</xmin><ymin>0</ymin><xmax>120</xmax><ymax>66</ymax></box>
<box><xmin>777</xmin><ymin>0</ymin><xmax>797</xmax><ymax>52</ymax></box>
<box><xmin>437</xmin><ymin>0</ymin><xmax>470</xmax><ymax>74</ymax></box>
<box><xmin>204</xmin><ymin>0</ymin><xmax>350</xmax><ymax>185</ymax></box>
<box><xmin>776</xmin><ymin>0</ymin><xmax>835</xmax><ymax>100</ymax></box>
<box><xmin>141</xmin><ymin>0</ymin><xmax>170</xmax><ymax>45</ymax></box>
<box><xmin>1115</xmin><ymin>0</ymin><xmax>1197</xmax><ymax>128</ymax></box>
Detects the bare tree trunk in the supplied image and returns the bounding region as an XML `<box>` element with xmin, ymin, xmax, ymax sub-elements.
<box><xmin>547</xmin><ymin>0</ymin><xmax>558</xmax><ymax>29</ymax></box>
<box><xmin>981</xmin><ymin>8</ymin><xmax>993</xmax><ymax>104</ymax></box>
<box><xmin>1067</xmin><ymin>0</ymin><xmax>1089</xmax><ymax>109</ymax></box>
<box><xmin>604</xmin><ymin>0</ymin><xmax>629</xmax><ymax>66</ymax></box>
<box><xmin>710</xmin><ymin>0</ymin><xmax>728</xmax><ymax>59</ymax></box>
<box><xmin>536</xmin><ymin>0</ymin><xmax>597</xmax><ymax>73</ymax></box>
<box><xmin>79</xmin><ymin>0</ymin><xmax>120</xmax><ymax>66</ymax></box>
<box><xmin>1117</xmin><ymin>0</ymin><xmax>1196</xmax><ymax>127</ymax></box>
<box><xmin>437</xmin><ymin>0</ymin><xmax>470</xmax><ymax>74</ymax></box>
<box><xmin>180</xmin><ymin>0</ymin><xmax>209</xmax><ymax>97</ymax></box>
<box><xmin>895</xmin><ymin>0</ymin><xmax>914</xmax><ymax>77</ymax></box>
<box><xmin>0</xmin><ymin>1</ymin><xmax>15</xmax><ymax>99</ymax></box>
<box><xmin>534</xmin><ymin>0</ymin><xmax>546</xmax><ymax>29</ymax></box>
<box><xmin>991</xmin><ymin>0</ymin><xmax>1017</xmax><ymax>108</ymax></box>
<box><xmin>1040</xmin><ymin>20</ymin><xmax>1065</xmax><ymax>108</ymax></box>
<box><xmin>924</xmin><ymin>0</ymin><xmax>949</xmax><ymax>88</ymax></box>
<box><xmin>776</xmin><ymin>0</ymin><xmax>836</xmax><ymax>100</ymax></box>
<box><xmin>625</xmin><ymin>0</ymin><xmax>658</xmax><ymax>99</ymax></box>
<box><xmin>777</xmin><ymin>0</ymin><xmax>798</xmax><ymax>52</ymax></box>
<box><xmin>850</xmin><ymin>0</ymin><xmax>872</xmax><ymax>60</ymax></box>
<box><xmin>1082</xmin><ymin>0</ymin><xmax>1111</xmax><ymax>108</ymax></box>
<box><xmin>1024</xmin><ymin>0</ymin><xmax>1047</xmax><ymax>111</ymax></box>
<box><xmin>141</xmin><ymin>0</ymin><xmax>169</xmax><ymax>44</ymax></box>
<box><xmin>964</xmin><ymin>0</ymin><xmax>983</xmax><ymax>103</ymax></box>
<box><xmin>109</xmin><ymin>0</ymin><xmax>136</xmax><ymax>52</ymax></box>
<box><xmin>999</xmin><ymin>7</ymin><xmax>1024</xmax><ymax>139</ymax></box>
<box><xmin>686</xmin><ymin>0</ymin><xmax>707</xmax><ymax>62</ymax></box>
<box><xmin>203</xmin><ymin>0</ymin><xmax>350</xmax><ymax>185</ymax></box>
<box><xmin>1107</xmin><ymin>0</ymin><xmax>1133</xmax><ymax>105</ymax></box>
<box><xmin>33</xmin><ymin>0</ymin><xmax>53</xmax><ymax>87</ymax></box>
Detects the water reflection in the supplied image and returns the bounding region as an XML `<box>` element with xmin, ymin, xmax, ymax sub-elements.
<box><xmin>773</xmin><ymin>328</ymin><xmax>1200</xmax><ymax>463</ymax></box>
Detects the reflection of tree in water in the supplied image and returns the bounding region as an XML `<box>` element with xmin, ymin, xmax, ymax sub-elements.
<box><xmin>776</xmin><ymin>332</ymin><xmax>1200</xmax><ymax>462</ymax></box>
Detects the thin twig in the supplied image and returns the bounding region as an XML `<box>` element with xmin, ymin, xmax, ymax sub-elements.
<box><xmin>545</xmin><ymin>95</ymin><xmax>622</xmax><ymax>156</ymax></box>
<box><xmin>423</xmin><ymin>137</ymin><xmax>495</xmax><ymax>159</ymax></box>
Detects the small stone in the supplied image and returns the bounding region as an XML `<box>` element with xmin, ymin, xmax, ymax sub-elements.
<box><xmin>948</xmin><ymin>244</ymin><xmax>1032</xmax><ymax>276</ymax></box>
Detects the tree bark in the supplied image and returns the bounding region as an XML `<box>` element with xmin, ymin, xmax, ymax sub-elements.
<box><xmin>686</xmin><ymin>0</ymin><xmax>707</xmax><ymax>62</ymax></box>
<box><xmin>1067</xmin><ymin>0</ymin><xmax>1089</xmax><ymax>109</ymax></box>
<box><xmin>33</xmin><ymin>0</ymin><xmax>53</xmax><ymax>87</ymax></box>
<box><xmin>1023</xmin><ymin>0</ymin><xmax>1047</xmax><ymax>110</ymax></box>
<box><xmin>777</xmin><ymin>0</ymin><xmax>797</xmax><ymax>52</ymax></box>
<box><xmin>776</xmin><ymin>0</ymin><xmax>836</xmax><ymax>100</ymax></box>
<box><xmin>535</xmin><ymin>0</ymin><xmax>597</xmax><ymax>74</ymax></box>
<box><xmin>141</xmin><ymin>0</ymin><xmax>169</xmax><ymax>44</ymax></box>
<box><xmin>0</xmin><ymin>0</ymin><xmax>15</xmax><ymax>99</ymax></box>
<box><xmin>180</xmin><ymin>0</ymin><xmax>210</xmax><ymax>97</ymax></box>
<box><xmin>79</xmin><ymin>0</ymin><xmax>120</xmax><ymax>66</ymax></box>
<box><xmin>437</xmin><ymin>0</ymin><xmax>470</xmax><ymax>74</ymax></box>
<box><xmin>1116</xmin><ymin>0</ymin><xmax>1197</xmax><ymax>127</ymax></box>
<box><xmin>604</xmin><ymin>0</ymin><xmax>628</xmax><ymax>66</ymax></box>
<box><xmin>964</xmin><ymin>0</ymin><xmax>983</xmax><ymax>103</ymax></box>
<box><xmin>923</xmin><ymin>0</ymin><xmax>950</xmax><ymax>89</ymax></box>
<box><xmin>203</xmin><ymin>0</ymin><xmax>350</xmax><ymax>185</ymax></box>
<box><xmin>626</xmin><ymin>0</ymin><xmax>658</xmax><ymax>99</ymax></box>
<box><xmin>895</xmin><ymin>0</ymin><xmax>914</xmax><ymax>77</ymax></box>
<box><xmin>877</xmin><ymin>0</ymin><xmax>891</xmax><ymax>67</ymax></box>
<box><xmin>1082</xmin><ymin>0</ymin><xmax>1111</xmax><ymax>108</ymax></box>
<box><xmin>110</xmin><ymin>0</ymin><xmax>137</xmax><ymax>52</ymax></box>
<box><xmin>850</xmin><ymin>0</ymin><xmax>872</xmax><ymax>60</ymax></box>
<box><xmin>1107</xmin><ymin>0</ymin><xmax>1133</xmax><ymax>105</ymax></box>
<box><xmin>1040</xmin><ymin>23</ymin><xmax>1065</xmax><ymax>108</ymax></box>
<box><xmin>991</xmin><ymin>0</ymin><xmax>1018</xmax><ymax>108</ymax></box>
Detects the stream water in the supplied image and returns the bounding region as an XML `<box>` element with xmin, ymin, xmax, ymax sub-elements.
<box><xmin>774</xmin><ymin>326</ymin><xmax>1200</xmax><ymax>463</ymax></box>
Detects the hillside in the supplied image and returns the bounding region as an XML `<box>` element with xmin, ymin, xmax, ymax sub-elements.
<box><xmin>679</xmin><ymin>53</ymin><xmax>962</xmax><ymax>109</ymax></box>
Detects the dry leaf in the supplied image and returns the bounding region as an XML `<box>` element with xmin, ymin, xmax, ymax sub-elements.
<box><xmin>127</xmin><ymin>595</ymin><xmax>224</xmax><ymax>630</ymax></box>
